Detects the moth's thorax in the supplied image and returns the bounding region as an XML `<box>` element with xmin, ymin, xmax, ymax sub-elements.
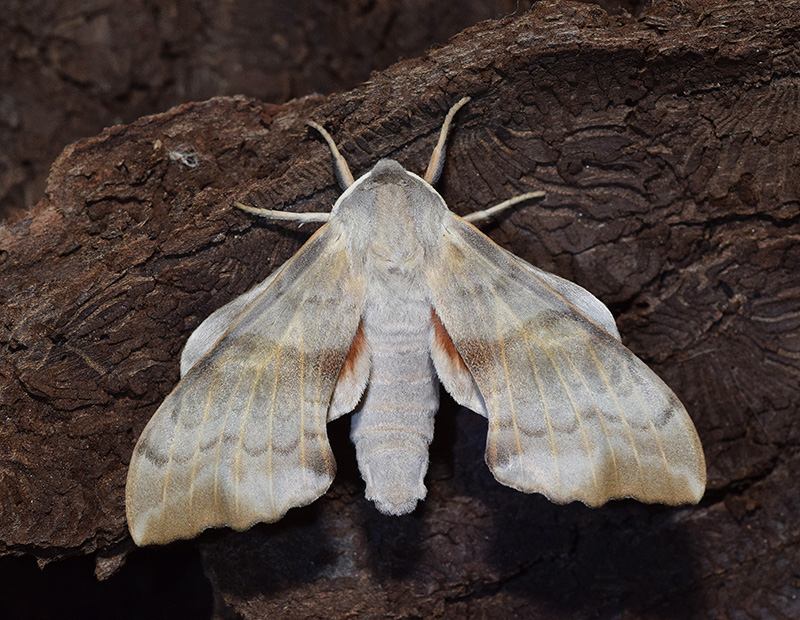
<box><xmin>335</xmin><ymin>159</ymin><xmax>449</xmax><ymax>272</ymax></box>
<box><xmin>370</xmin><ymin>183</ymin><xmax>421</xmax><ymax>265</ymax></box>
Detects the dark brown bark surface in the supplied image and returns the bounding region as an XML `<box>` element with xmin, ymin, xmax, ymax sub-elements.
<box><xmin>0</xmin><ymin>0</ymin><xmax>537</xmax><ymax>220</ymax></box>
<box><xmin>1</xmin><ymin>0</ymin><xmax>799</xmax><ymax>618</ymax></box>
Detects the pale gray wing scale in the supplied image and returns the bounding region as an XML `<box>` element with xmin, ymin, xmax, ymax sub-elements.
<box><xmin>507</xmin><ymin>251</ymin><xmax>621</xmax><ymax>340</ymax></box>
<box><xmin>126</xmin><ymin>222</ymin><xmax>365</xmax><ymax>545</ymax></box>
<box><xmin>427</xmin><ymin>214</ymin><xmax>705</xmax><ymax>507</ymax></box>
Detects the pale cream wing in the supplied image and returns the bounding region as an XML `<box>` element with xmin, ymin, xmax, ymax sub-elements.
<box><xmin>507</xmin><ymin>252</ymin><xmax>621</xmax><ymax>341</ymax></box>
<box><xmin>126</xmin><ymin>221</ymin><xmax>365</xmax><ymax>545</ymax></box>
<box><xmin>428</xmin><ymin>214</ymin><xmax>706</xmax><ymax>506</ymax></box>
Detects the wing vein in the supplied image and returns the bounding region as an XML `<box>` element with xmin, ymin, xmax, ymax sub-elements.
<box><xmin>159</xmin><ymin>389</ymin><xmax>187</xmax><ymax>515</ymax></box>
<box><xmin>266</xmin><ymin>347</ymin><xmax>282</xmax><ymax>514</ymax></box>
<box><xmin>601</xmin><ymin>337</ymin><xmax>674</xmax><ymax>491</ymax></box>
<box><xmin>531</xmin><ymin>332</ymin><xmax>599</xmax><ymax>496</ymax></box>
<box><xmin>233</xmin><ymin>363</ymin><xmax>267</xmax><ymax>521</ymax></box>
<box><xmin>185</xmin><ymin>366</ymin><xmax>226</xmax><ymax>511</ymax></box>
<box><xmin>487</xmin><ymin>281</ymin><xmax>562</xmax><ymax>494</ymax></box>
<box><xmin>578</xmin><ymin>331</ymin><xmax>645</xmax><ymax>489</ymax></box>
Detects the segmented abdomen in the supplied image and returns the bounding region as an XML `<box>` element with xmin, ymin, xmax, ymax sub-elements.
<box><xmin>350</xmin><ymin>295</ymin><xmax>438</xmax><ymax>515</ymax></box>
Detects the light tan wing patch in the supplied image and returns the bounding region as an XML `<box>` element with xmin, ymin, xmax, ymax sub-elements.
<box><xmin>428</xmin><ymin>215</ymin><xmax>705</xmax><ymax>507</ymax></box>
<box><xmin>126</xmin><ymin>222</ymin><xmax>365</xmax><ymax>545</ymax></box>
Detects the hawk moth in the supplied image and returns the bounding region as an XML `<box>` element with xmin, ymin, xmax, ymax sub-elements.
<box><xmin>126</xmin><ymin>98</ymin><xmax>705</xmax><ymax>545</ymax></box>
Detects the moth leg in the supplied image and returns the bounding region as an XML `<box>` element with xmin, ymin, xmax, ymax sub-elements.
<box><xmin>462</xmin><ymin>191</ymin><xmax>545</xmax><ymax>225</ymax></box>
<box><xmin>307</xmin><ymin>121</ymin><xmax>355</xmax><ymax>189</ymax></box>
<box><xmin>233</xmin><ymin>202</ymin><xmax>332</xmax><ymax>222</ymax></box>
<box><xmin>424</xmin><ymin>96</ymin><xmax>471</xmax><ymax>184</ymax></box>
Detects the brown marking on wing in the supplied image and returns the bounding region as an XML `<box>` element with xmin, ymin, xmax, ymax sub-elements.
<box><xmin>431</xmin><ymin>308</ymin><xmax>470</xmax><ymax>375</ymax></box>
<box><xmin>337</xmin><ymin>320</ymin><xmax>366</xmax><ymax>383</ymax></box>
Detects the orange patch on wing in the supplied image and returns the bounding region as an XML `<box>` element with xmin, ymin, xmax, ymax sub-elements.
<box><xmin>430</xmin><ymin>309</ymin><xmax>469</xmax><ymax>373</ymax></box>
<box><xmin>337</xmin><ymin>321</ymin><xmax>366</xmax><ymax>381</ymax></box>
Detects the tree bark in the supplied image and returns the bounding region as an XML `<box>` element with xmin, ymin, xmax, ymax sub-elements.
<box><xmin>0</xmin><ymin>0</ymin><xmax>538</xmax><ymax>219</ymax></box>
<box><xmin>1</xmin><ymin>0</ymin><xmax>798</xmax><ymax>617</ymax></box>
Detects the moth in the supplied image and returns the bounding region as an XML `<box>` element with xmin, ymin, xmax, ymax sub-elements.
<box><xmin>126</xmin><ymin>97</ymin><xmax>706</xmax><ymax>546</ymax></box>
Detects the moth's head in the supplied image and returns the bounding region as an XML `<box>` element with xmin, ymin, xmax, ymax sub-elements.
<box><xmin>367</xmin><ymin>158</ymin><xmax>410</xmax><ymax>180</ymax></box>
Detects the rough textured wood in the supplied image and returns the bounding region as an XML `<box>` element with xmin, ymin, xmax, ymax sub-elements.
<box><xmin>0</xmin><ymin>0</ymin><xmax>536</xmax><ymax>219</ymax></box>
<box><xmin>1</xmin><ymin>0</ymin><xmax>799</xmax><ymax>617</ymax></box>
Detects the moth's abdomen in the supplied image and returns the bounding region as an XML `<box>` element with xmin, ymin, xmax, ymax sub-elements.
<box><xmin>350</xmin><ymin>297</ymin><xmax>438</xmax><ymax>515</ymax></box>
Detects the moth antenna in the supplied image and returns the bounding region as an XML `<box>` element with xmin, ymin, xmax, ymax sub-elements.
<box><xmin>233</xmin><ymin>201</ymin><xmax>332</xmax><ymax>222</ymax></box>
<box><xmin>462</xmin><ymin>191</ymin><xmax>546</xmax><ymax>225</ymax></box>
<box><xmin>307</xmin><ymin>120</ymin><xmax>355</xmax><ymax>190</ymax></box>
<box><xmin>424</xmin><ymin>96</ymin><xmax>471</xmax><ymax>185</ymax></box>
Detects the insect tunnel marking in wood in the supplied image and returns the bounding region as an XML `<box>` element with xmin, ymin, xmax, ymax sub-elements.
<box><xmin>126</xmin><ymin>97</ymin><xmax>706</xmax><ymax>546</ymax></box>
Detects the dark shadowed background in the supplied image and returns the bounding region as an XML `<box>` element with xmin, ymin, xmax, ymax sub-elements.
<box><xmin>1</xmin><ymin>0</ymin><xmax>798</xmax><ymax>618</ymax></box>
